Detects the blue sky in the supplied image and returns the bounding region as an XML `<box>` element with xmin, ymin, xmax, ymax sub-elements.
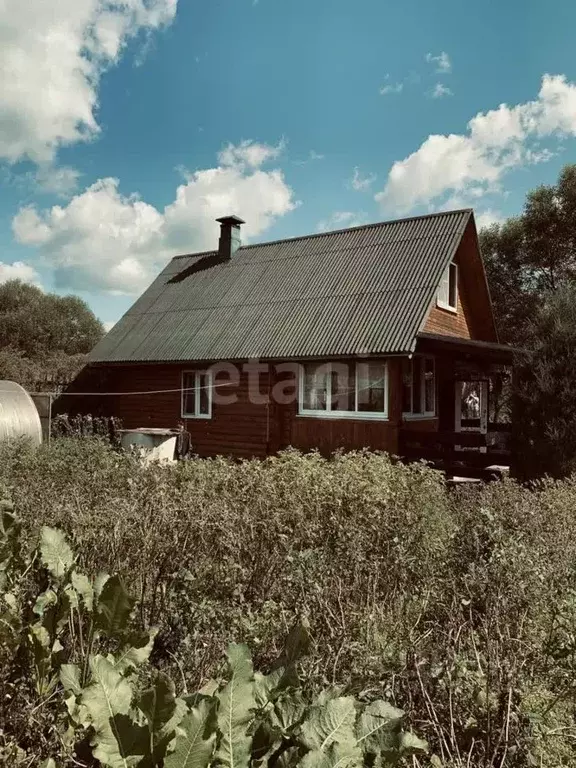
<box><xmin>2</xmin><ymin>0</ymin><xmax>576</xmax><ymax>327</ymax></box>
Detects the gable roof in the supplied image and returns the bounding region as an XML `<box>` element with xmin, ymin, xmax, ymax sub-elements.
<box><xmin>89</xmin><ymin>208</ymin><xmax>475</xmax><ymax>363</ymax></box>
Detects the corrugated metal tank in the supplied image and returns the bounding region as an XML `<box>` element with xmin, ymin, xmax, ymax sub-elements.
<box><xmin>0</xmin><ymin>381</ymin><xmax>42</xmax><ymax>446</ymax></box>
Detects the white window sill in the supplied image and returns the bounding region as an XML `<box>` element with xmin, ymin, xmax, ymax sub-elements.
<box><xmin>298</xmin><ymin>411</ymin><xmax>389</xmax><ymax>422</ymax></box>
<box><xmin>181</xmin><ymin>414</ymin><xmax>212</xmax><ymax>420</ymax></box>
<box><xmin>436</xmin><ymin>301</ymin><xmax>457</xmax><ymax>314</ymax></box>
<box><xmin>402</xmin><ymin>413</ymin><xmax>437</xmax><ymax>421</ymax></box>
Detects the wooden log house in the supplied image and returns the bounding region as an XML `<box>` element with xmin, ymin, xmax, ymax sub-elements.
<box><xmin>61</xmin><ymin>210</ymin><xmax>514</xmax><ymax>477</ymax></box>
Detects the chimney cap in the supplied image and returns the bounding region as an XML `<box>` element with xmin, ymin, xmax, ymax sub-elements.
<box><xmin>216</xmin><ymin>215</ymin><xmax>245</xmax><ymax>226</ymax></box>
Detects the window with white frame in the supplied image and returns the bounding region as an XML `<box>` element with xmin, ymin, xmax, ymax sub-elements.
<box><xmin>402</xmin><ymin>356</ymin><xmax>436</xmax><ymax>417</ymax></box>
<box><xmin>299</xmin><ymin>361</ymin><xmax>388</xmax><ymax>419</ymax></box>
<box><xmin>437</xmin><ymin>261</ymin><xmax>458</xmax><ymax>311</ymax></box>
<box><xmin>181</xmin><ymin>371</ymin><xmax>212</xmax><ymax>418</ymax></box>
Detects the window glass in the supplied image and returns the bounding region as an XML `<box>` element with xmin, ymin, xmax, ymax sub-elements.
<box><xmin>403</xmin><ymin>356</ymin><xmax>435</xmax><ymax>416</ymax></box>
<box><xmin>424</xmin><ymin>358</ymin><xmax>435</xmax><ymax>413</ymax></box>
<box><xmin>182</xmin><ymin>371</ymin><xmax>212</xmax><ymax>417</ymax></box>
<box><xmin>198</xmin><ymin>373</ymin><xmax>211</xmax><ymax>416</ymax></box>
<box><xmin>299</xmin><ymin>361</ymin><xmax>388</xmax><ymax>417</ymax></box>
<box><xmin>357</xmin><ymin>362</ymin><xmax>386</xmax><ymax>412</ymax></box>
<box><xmin>183</xmin><ymin>373</ymin><xmax>197</xmax><ymax>416</ymax></box>
<box><xmin>438</xmin><ymin>262</ymin><xmax>457</xmax><ymax>310</ymax></box>
<box><xmin>448</xmin><ymin>263</ymin><xmax>458</xmax><ymax>308</ymax></box>
<box><xmin>401</xmin><ymin>359</ymin><xmax>412</xmax><ymax>413</ymax></box>
<box><xmin>412</xmin><ymin>357</ymin><xmax>422</xmax><ymax>414</ymax></box>
<box><xmin>302</xmin><ymin>364</ymin><xmax>330</xmax><ymax>411</ymax></box>
<box><xmin>331</xmin><ymin>367</ymin><xmax>355</xmax><ymax>411</ymax></box>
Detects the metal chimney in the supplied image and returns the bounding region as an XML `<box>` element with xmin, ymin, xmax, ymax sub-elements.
<box><xmin>216</xmin><ymin>215</ymin><xmax>245</xmax><ymax>259</ymax></box>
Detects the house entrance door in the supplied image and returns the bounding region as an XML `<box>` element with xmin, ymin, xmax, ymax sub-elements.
<box><xmin>454</xmin><ymin>379</ymin><xmax>488</xmax><ymax>453</ymax></box>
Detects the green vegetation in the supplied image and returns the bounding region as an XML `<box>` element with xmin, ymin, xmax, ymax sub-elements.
<box><xmin>480</xmin><ymin>163</ymin><xmax>576</xmax><ymax>348</ymax></box>
<box><xmin>0</xmin><ymin>503</ymin><xmax>424</xmax><ymax>767</ymax></box>
<box><xmin>0</xmin><ymin>279</ymin><xmax>103</xmax><ymax>391</ymax></box>
<box><xmin>3</xmin><ymin>440</ymin><xmax>576</xmax><ymax>766</ymax></box>
<box><xmin>479</xmin><ymin>163</ymin><xmax>576</xmax><ymax>476</ymax></box>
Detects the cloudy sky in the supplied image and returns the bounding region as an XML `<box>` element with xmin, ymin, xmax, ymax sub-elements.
<box><xmin>2</xmin><ymin>0</ymin><xmax>576</xmax><ymax>327</ymax></box>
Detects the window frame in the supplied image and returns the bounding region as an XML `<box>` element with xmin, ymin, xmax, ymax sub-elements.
<box><xmin>402</xmin><ymin>356</ymin><xmax>436</xmax><ymax>419</ymax></box>
<box><xmin>437</xmin><ymin>261</ymin><xmax>458</xmax><ymax>313</ymax></box>
<box><xmin>298</xmin><ymin>361</ymin><xmax>389</xmax><ymax>420</ymax></box>
<box><xmin>181</xmin><ymin>370</ymin><xmax>212</xmax><ymax>419</ymax></box>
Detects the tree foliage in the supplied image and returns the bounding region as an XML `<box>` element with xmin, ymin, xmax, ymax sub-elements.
<box><xmin>512</xmin><ymin>283</ymin><xmax>576</xmax><ymax>479</ymax></box>
<box><xmin>480</xmin><ymin>164</ymin><xmax>576</xmax><ymax>345</ymax></box>
<box><xmin>0</xmin><ymin>279</ymin><xmax>103</xmax><ymax>390</ymax></box>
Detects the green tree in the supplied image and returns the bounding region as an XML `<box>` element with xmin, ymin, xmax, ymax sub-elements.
<box><xmin>0</xmin><ymin>280</ymin><xmax>103</xmax><ymax>389</ymax></box>
<box><xmin>512</xmin><ymin>283</ymin><xmax>576</xmax><ymax>480</ymax></box>
<box><xmin>480</xmin><ymin>164</ymin><xmax>576</xmax><ymax>345</ymax></box>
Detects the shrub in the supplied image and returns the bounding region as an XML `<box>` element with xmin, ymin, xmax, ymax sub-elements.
<box><xmin>2</xmin><ymin>440</ymin><xmax>576</xmax><ymax>765</ymax></box>
<box><xmin>0</xmin><ymin>511</ymin><xmax>426</xmax><ymax>766</ymax></box>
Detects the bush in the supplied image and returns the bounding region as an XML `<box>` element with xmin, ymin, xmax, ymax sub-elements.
<box><xmin>2</xmin><ymin>440</ymin><xmax>576</xmax><ymax>765</ymax></box>
<box><xmin>0</xmin><ymin>510</ymin><xmax>425</xmax><ymax>766</ymax></box>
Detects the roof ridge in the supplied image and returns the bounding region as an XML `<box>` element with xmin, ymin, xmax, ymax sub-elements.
<box><xmin>170</xmin><ymin>208</ymin><xmax>473</xmax><ymax>261</ymax></box>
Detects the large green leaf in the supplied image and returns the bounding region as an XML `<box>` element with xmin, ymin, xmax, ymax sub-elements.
<box><xmin>275</xmin><ymin>746</ymin><xmax>300</xmax><ymax>768</ymax></box>
<box><xmin>399</xmin><ymin>731</ymin><xmax>428</xmax><ymax>756</ymax></box>
<box><xmin>215</xmin><ymin>643</ymin><xmax>256</xmax><ymax>768</ymax></box>
<box><xmin>300</xmin><ymin>697</ymin><xmax>357</xmax><ymax>752</ymax></box>
<box><xmin>95</xmin><ymin>572</ymin><xmax>110</xmax><ymax>598</ymax></box>
<box><xmin>139</xmin><ymin>674</ymin><xmax>187</xmax><ymax>747</ymax></box>
<box><xmin>273</xmin><ymin>690</ymin><xmax>308</xmax><ymax>734</ymax></box>
<box><xmin>165</xmin><ymin>699</ymin><xmax>216</xmax><ymax>768</ymax></box>
<box><xmin>72</xmin><ymin>570</ymin><xmax>94</xmax><ymax>610</ymax></box>
<box><xmin>0</xmin><ymin>511</ymin><xmax>22</xmax><ymax>591</ymax></box>
<box><xmin>298</xmin><ymin>742</ymin><xmax>362</xmax><ymax>768</ymax></box>
<box><xmin>81</xmin><ymin>655</ymin><xmax>146</xmax><ymax>767</ymax></box>
<box><xmin>33</xmin><ymin>588</ymin><xmax>58</xmax><ymax>617</ymax></box>
<box><xmin>356</xmin><ymin>700</ymin><xmax>404</xmax><ymax>755</ymax></box>
<box><xmin>115</xmin><ymin>629</ymin><xmax>158</xmax><ymax>673</ymax></box>
<box><xmin>96</xmin><ymin>575</ymin><xmax>134</xmax><ymax>638</ymax></box>
<box><xmin>60</xmin><ymin>663</ymin><xmax>82</xmax><ymax>695</ymax></box>
<box><xmin>40</xmin><ymin>527</ymin><xmax>73</xmax><ymax>579</ymax></box>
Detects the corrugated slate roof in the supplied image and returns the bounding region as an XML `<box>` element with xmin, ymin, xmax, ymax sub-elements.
<box><xmin>90</xmin><ymin>208</ymin><xmax>473</xmax><ymax>363</ymax></box>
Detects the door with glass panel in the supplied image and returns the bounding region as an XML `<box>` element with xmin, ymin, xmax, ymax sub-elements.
<box><xmin>454</xmin><ymin>379</ymin><xmax>488</xmax><ymax>452</ymax></box>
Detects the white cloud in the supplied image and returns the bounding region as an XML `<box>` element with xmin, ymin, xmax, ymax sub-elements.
<box><xmin>376</xmin><ymin>74</ymin><xmax>576</xmax><ymax>215</ymax></box>
<box><xmin>475</xmin><ymin>209</ymin><xmax>505</xmax><ymax>229</ymax></box>
<box><xmin>379</xmin><ymin>81</ymin><xmax>404</xmax><ymax>96</ymax></box>
<box><xmin>317</xmin><ymin>211</ymin><xmax>368</xmax><ymax>233</ymax></box>
<box><xmin>0</xmin><ymin>261</ymin><xmax>42</xmax><ymax>287</ymax></box>
<box><xmin>218</xmin><ymin>139</ymin><xmax>286</xmax><ymax>169</ymax></box>
<box><xmin>426</xmin><ymin>51</ymin><xmax>451</xmax><ymax>74</ymax></box>
<box><xmin>294</xmin><ymin>149</ymin><xmax>324</xmax><ymax>165</ymax></box>
<box><xmin>103</xmin><ymin>320</ymin><xmax>116</xmax><ymax>332</ymax></box>
<box><xmin>34</xmin><ymin>166</ymin><xmax>82</xmax><ymax>197</ymax></box>
<box><xmin>12</xmin><ymin>141</ymin><xmax>298</xmax><ymax>295</ymax></box>
<box><xmin>350</xmin><ymin>167</ymin><xmax>376</xmax><ymax>191</ymax></box>
<box><xmin>430</xmin><ymin>83</ymin><xmax>453</xmax><ymax>99</ymax></box>
<box><xmin>0</xmin><ymin>0</ymin><xmax>177</xmax><ymax>165</ymax></box>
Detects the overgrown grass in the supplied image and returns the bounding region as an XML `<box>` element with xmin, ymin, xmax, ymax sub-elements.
<box><xmin>2</xmin><ymin>438</ymin><xmax>576</xmax><ymax>766</ymax></box>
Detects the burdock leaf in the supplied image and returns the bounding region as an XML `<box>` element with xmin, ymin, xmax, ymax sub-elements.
<box><xmin>40</xmin><ymin>527</ymin><xmax>73</xmax><ymax>579</ymax></box>
<box><xmin>165</xmin><ymin>699</ymin><xmax>215</xmax><ymax>768</ymax></box>
<box><xmin>96</xmin><ymin>575</ymin><xmax>134</xmax><ymax>638</ymax></box>
<box><xmin>215</xmin><ymin>643</ymin><xmax>256</xmax><ymax>768</ymax></box>
<box><xmin>300</xmin><ymin>697</ymin><xmax>357</xmax><ymax>752</ymax></box>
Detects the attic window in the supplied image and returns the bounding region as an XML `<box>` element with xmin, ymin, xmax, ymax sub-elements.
<box><xmin>181</xmin><ymin>371</ymin><xmax>212</xmax><ymax>419</ymax></box>
<box><xmin>437</xmin><ymin>261</ymin><xmax>458</xmax><ymax>312</ymax></box>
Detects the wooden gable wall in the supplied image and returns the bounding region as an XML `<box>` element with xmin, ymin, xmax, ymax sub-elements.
<box><xmin>423</xmin><ymin>219</ymin><xmax>498</xmax><ymax>343</ymax></box>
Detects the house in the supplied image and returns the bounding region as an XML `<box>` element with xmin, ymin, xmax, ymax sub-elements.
<box><xmin>62</xmin><ymin>209</ymin><xmax>514</xmax><ymax>475</ymax></box>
